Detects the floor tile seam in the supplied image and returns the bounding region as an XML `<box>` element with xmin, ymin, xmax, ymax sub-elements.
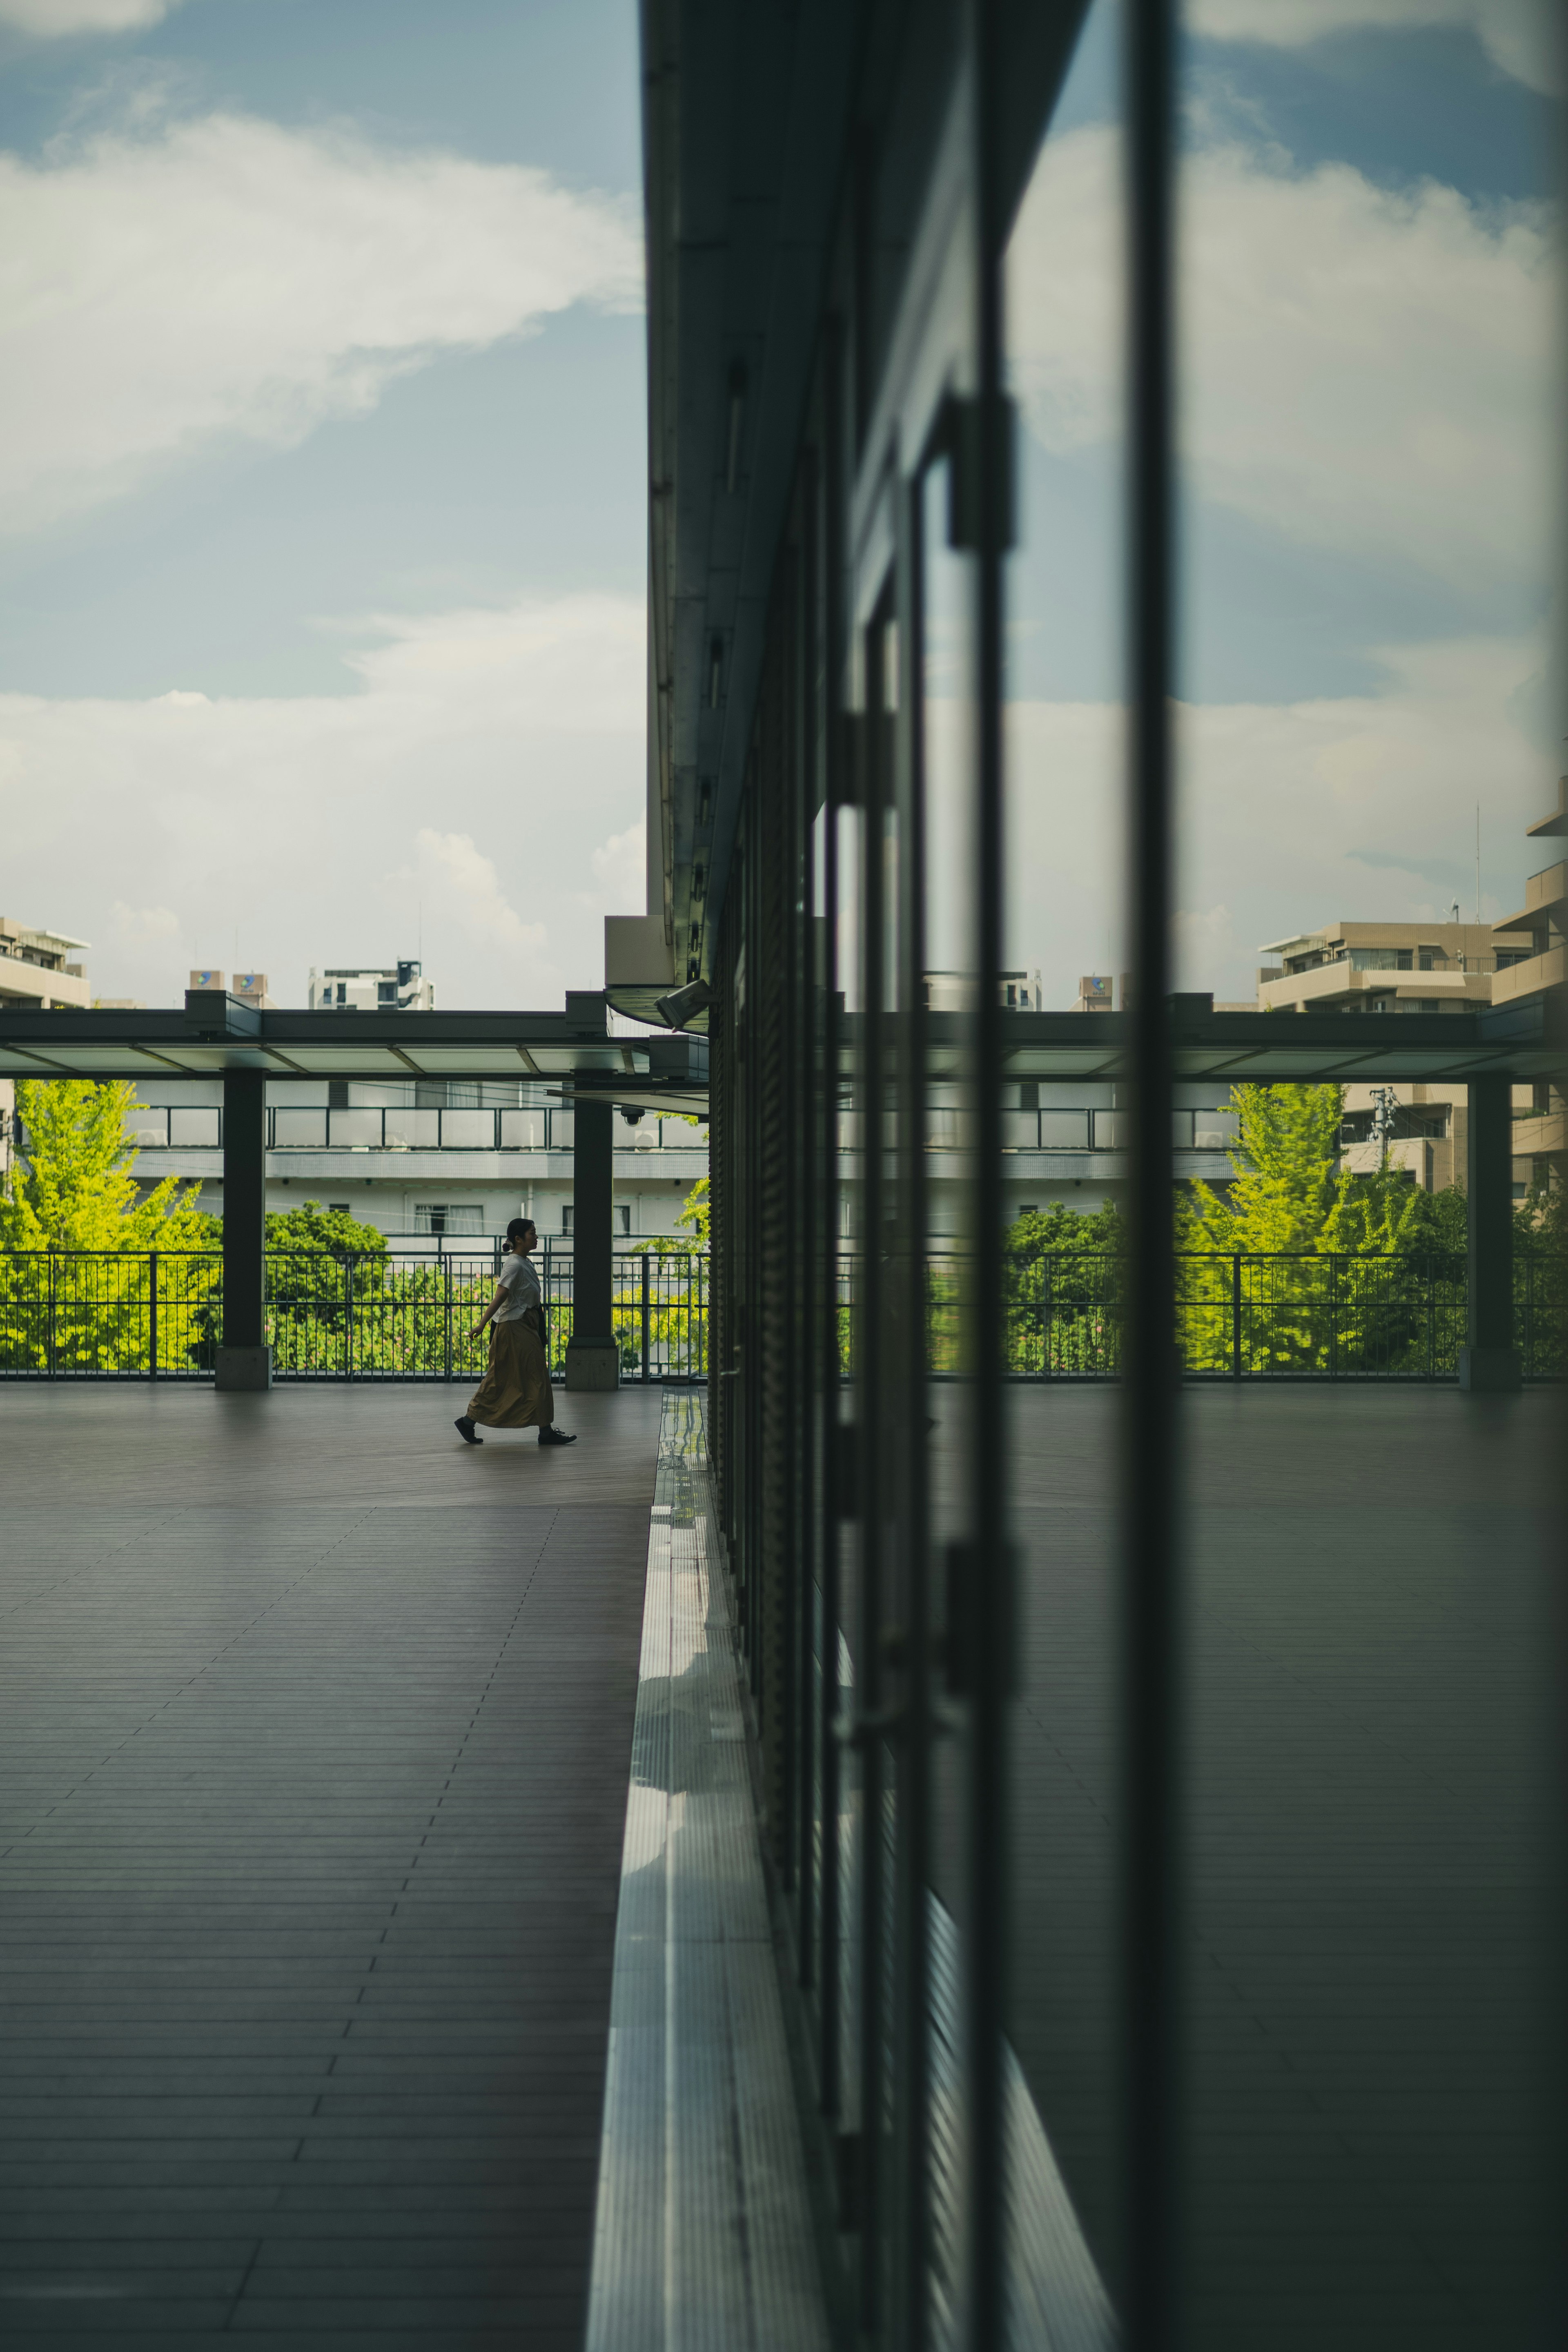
<box><xmin>0</xmin><ymin>1504</ymin><xmax>398</xmax><ymax>1862</ymax></box>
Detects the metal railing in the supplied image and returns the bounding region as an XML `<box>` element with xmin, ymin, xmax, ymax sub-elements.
<box><xmin>2</xmin><ymin>1246</ymin><xmax>1559</xmax><ymax>1383</ymax></box>
<box><xmin>112</xmin><ymin>1106</ymin><xmax>708</xmax><ymax>1153</ymax></box>
<box><xmin>924</xmin><ymin>1108</ymin><xmax>1241</xmax><ymax>1153</ymax></box>
<box><xmin>907</xmin><ymin>1249</ymin><xmax>1560</xmax><ymax>1380</ymax></box>
<box><xmin>0</xmin><ymin>1245</ymin><xmax>710</xmax><ymax>1383</ymax></box>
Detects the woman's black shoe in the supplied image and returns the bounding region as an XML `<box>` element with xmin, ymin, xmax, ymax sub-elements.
<box><xmin>539</xmin><ymin>1426</ymin><xmax>577</xmax><ymax>1445</ymax></box>
<box><xmin>454</xmin><ymin>1418</ymin><xmax>481</xmax><ymax>1445</ymax></box>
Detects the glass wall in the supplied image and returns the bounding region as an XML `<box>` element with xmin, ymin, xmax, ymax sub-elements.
<box><xmin>1000</xmin><ymin>0</ymin><xmax>1127</xmax><ymax>2323</ymax></box>
<box><xmin>698</xmin><ymin>1</ymin><xmax>1564</xmax><ymax>2345</ymax></box>
<box><xmin>1172</xmin><ymin>8</ymin><xmax>1564</xmax><ymax>2344</ymax></box>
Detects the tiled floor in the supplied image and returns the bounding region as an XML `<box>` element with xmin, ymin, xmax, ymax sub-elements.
<box><xmin>0</xmin><ymin>1380</ymin><xmax>664</xmax><ymax>2348</ymax></box>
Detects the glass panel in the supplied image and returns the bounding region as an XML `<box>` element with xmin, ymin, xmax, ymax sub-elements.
<box><xmin>382</xmin><ymin>1109</ymin><xmax>440</xmax><ymax>1148</ymax></box>
<box><xmin>919</xmin><ymin>448</ymin><xmax>980</xmax><ymax>2319</ymax></box>
<box><xmin>1175</xmin><ymin>4</ymin><xmax>1562</xmax><ymax>2343</ymax></box>
<box><xmin>327</xmin><ymin>1110</ymin><xmax>380</xmax><ymax>1148</ymax></box>
<box><xmin>271</xmin><ymin>1108</ymin><xmax>327</xmax><ymax>1147</ymax></box>
<box><xmin>1001</xmin><ymin>0</ymin><xmax>1127</xmax><ymax>2318</ymax></box>
<box><xmin>439</xmin><ymin>1110</ymin><xmax>493</xmax><ymax>1149</ymax></box>
<box><xmin>167</xmin><ymin>1108</ymin><xmax>220</xmax><ymax>1147</ymax></box>
<box><xmin>499</xmin><ymin>1109</ymin><xmax>548</xmax><ymax>1148</ymax></box>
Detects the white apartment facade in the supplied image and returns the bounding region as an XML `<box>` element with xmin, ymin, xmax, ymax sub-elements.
<box><xmin>1258</xmin><ymin>916</ymin><xmax>1542</xmax><ymax>1198</ymax></box>
<box><xmin>308</xmin><ymin>961</ymin><xmax>434</xmax><ymax>1013</ymax></box>
<box><xmin>121</xmin><ymin>1075</ymin><xmax>708</xmax><ymax>1242</ymax></box>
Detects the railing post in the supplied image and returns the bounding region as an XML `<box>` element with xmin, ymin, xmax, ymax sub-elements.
<box><xmin>443</xmin><ymin>1247</ymin><xmax>452</xmax><ymax>1381</ymax></box>
<box><xmin>149</xmin><ymin>1251</ymin><xmax>159</xmax><ymax>1380</ymax></box>
<box><xmin>641</xmin><ymin>1252</ymin><xmax>651</xmax><ymax>1384</ymax></box>
<box><xmin>47</xmin><ymin>1250</ymin><xmax>56</xmax><ymax>1380</ymax></box>
<box><xmin>1426</xmin><ymin>1256</ymin><xmax>1436</xmax><ymax>1380</ymax></box>
<box><xmin>345</xmin><ymin>1252</ymin><xmax>355</xmax><ymax>1380</ymax></box>
<box><xmin>1231</xmin><ymin>1252</ymin><xmax>1242</xmax><ymax>1380</ymax></box>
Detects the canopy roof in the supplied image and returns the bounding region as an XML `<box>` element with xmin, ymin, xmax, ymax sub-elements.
<box><xmin>0</xmin><ymin>991</ymin><xmax>710</xmax><ymax>1117</ymax></box>
<box><xmin>0</xmin><ymin>992</ymin><xmax>1554</xmax><ymax>1109</ymax></box>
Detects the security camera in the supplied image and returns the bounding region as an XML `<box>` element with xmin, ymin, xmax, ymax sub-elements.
<box><xmin>654</xmin><ymin>977</ymin><xmax>712</xmax><ymax>1030</ymax></box>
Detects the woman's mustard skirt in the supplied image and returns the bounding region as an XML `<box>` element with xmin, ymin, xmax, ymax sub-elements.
<box><xmin>465</xmin><ymin>1316</ymin><xmax>555</xmax><ymax>1429</ymax></box>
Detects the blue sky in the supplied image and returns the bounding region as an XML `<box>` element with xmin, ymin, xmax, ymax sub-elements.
<box><xmin>1004</xmin><ymin>0</ymin><xmax>1561</xmax><ymax>1001</ymax></box>
<box><xmin>0</xmin><ymin>0</ymin><xmax>1559</xmax><ymax>1012</ymax></box>
<box><xmin>0</xmin><ymin>0</ymin><xmax>647</xmax><ymax>1005</ymax></box>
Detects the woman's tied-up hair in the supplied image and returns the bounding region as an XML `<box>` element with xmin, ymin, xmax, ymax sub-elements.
<box><xmin>505</xmin><ymin>1217</ymin><xmax>535</xmax><ymax>1249</ymax></box>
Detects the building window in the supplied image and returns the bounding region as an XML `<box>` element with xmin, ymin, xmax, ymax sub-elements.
<box><xmin>562</xmin><ymin>1206</ymin><xmax>573</xmax><ymax>1233</ymax></box>
<box><xmin>415</xmin><ymin>1204</ymin><xmax>482</xmax><ymax>1235</ymax></box>
<box><xmin>616</xmin><ymin>1204</ymin><xmax>632</xmax><ymax>1235</ymax></box>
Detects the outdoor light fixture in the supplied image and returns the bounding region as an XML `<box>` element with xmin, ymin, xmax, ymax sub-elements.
<box><xmin>655</xmin><ymin>977</ymin><xmax>711</xmax><ymax>1030</ymax></box>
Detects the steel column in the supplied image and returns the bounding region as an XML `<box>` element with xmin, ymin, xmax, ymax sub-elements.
<box><xmin>1460</xmin><ymin>1076</ymin><xmax>1520</xmax><ymax>1391</ymax></box>
<box><xmin>1123</xmin><ymin>0</ymin><xmax>1181</xmax><ymax>2343</ymax></box>
<box><xmin>566</xmin><ymin>1097</ymin><xmax>618</xmax><ymax>1387</ymax></box>
<box><xmin>216</xmin><ymin>1069</ymin><xmax>270</xmax><ymax>1390</ymax></box>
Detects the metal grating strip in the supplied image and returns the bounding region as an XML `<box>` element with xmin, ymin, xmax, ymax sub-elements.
<box><xmin>586</xmin><ymin>1392</ymin><xmax>833</xmax><ymax>2352</ymax></box>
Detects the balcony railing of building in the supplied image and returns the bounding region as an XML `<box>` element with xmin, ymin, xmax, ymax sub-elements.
<box><xmin>112</xmin><ymin>1107</ymin><xmax>707</xmax><ymax>1153</ymax></box>
<box><xmin>920</xmin><ymin>1108</ymin><xmax>1241</xmax><ymax>1152</ymax></box>
<box><xmin>3</xmin><ymin>1247</ymin><xmax>1560</xmax><ymax>1384</ymax></box>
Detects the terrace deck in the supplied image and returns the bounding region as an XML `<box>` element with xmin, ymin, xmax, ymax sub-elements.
<box><xmin>0</xmin><ymin>1380</ymin><xmax>663</xmax><ymax>2348</ymax></box>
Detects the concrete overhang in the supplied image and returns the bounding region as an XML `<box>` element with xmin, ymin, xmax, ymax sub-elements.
<box><xmin>904</xmin><ymin>1001</ymin><xmax>1562</xmax><ymax>1086</ymax></box>
<box><xmin>0</xmin><ymin>991</ymin><xmax>712</xmax><ymax>1112</ymax></box>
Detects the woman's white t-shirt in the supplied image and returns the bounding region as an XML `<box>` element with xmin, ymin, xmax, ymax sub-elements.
<box><xmin>493</xmin><ymin>1251</ymin><xmax>541</xmax><ymax>1323</ymax></box>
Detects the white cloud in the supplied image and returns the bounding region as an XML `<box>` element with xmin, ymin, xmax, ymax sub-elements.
<box><xmin>590</xmin><ymin>819</ymin><xmax>646</xmax><ymax>912</ymax></box>
<box><xmin>1187</xmin><ymin>0</ymin><xmax>1559</xmax><ymax>95</ymax></box>
<box><xmin>1008</xmin><ymin>124</ymin><xmax>1557</xmax><ymax>596</ymax></box>
<box><xmin>0</xmin><ymin>108</ymin><xmax>641</xmax><ymax>532</ymax></box>
<box><xmin>1005</xmin><ymin>634</ymin><xmax>1555</xmax><ymax>1004</ymax></box>
<box><xmin>108</xmin><ymin>898</ymin><xmax>180</xmax><ymax>943</ymax></box>
<box><xmin>0</xmin><ymin>0</ymin><xmax>186</xmax><ymax>29</ymax></box>
<box><xmin>0</xmin><ymin>592</ymin><xmax>646</xmax><ymax>1008</ymax></box>
<box><xmin>414</xmin><ymin>829</ymin><xmax>550</xmax><ymax>992</ymax></box>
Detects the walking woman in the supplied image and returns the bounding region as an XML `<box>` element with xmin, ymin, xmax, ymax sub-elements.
<box><xmin>454</xmin><ymin>1219</ymin><xmax>577</xmax><ymax>1446</ymax></box>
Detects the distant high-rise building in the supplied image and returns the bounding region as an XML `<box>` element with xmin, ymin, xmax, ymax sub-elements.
<box><xmin>1</xmin><ymin>917</ymin><xmax>91</xmax><ymax>1010</ymax></box>
<box><xmin>308</xmin><ymin>960</ymin><xmax>434</xmax><ymax>1012</ymax></box>
<box><xmin>1073</xmin><ymin>974</ymin><xmax>1113</xmax><ymax>1014</ymax></box>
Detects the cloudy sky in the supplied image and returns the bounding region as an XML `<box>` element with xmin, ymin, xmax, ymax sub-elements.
<box><xmin>0</xmin><ymin>0</ymin><xmax>1559</xmax><ymax>1015</ymax></box>
<box><xmin>0</xmin><ymin>0</ymin><xmax>644</xmax><ymax>1008</ymax></box>
<box><xmin>1003</xmin><ymin>0</ymin><xmax>1561</xmax><ymax>1003</ymax></box>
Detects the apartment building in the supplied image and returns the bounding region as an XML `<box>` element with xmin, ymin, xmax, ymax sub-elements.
<box><xmin>1261</xmin><ymin>910</ymin><xmax>1548</xmax><ymax>1197</ymax></box>
<box><xmin>121</xmin><ymin>1075</ymin><xmax>708</xmax><ymax>1241</ymax></box>
<box><xmin>192</xmin><ymin>969</ymin><xmax>273</xmax><ymax>1010</ymax></box>
<box><xmin>1257</xmin><ymin>919</ymin><xmax>1529</xmax><ymax>1017</ymax></box>
<box><xmin>0</xmin><ymin>916</ymin><xmax>91</xmax><ymax>1011</ymax></box>
<box><xmin>1492</xmin><ymin>776</ymin><xmax>1566</xmax><ymax>1189</ymax></box>
<box><xmin>307</xmin><ymin>961</ymin><xmax>434</xmax><ymax>1012</ymax></box>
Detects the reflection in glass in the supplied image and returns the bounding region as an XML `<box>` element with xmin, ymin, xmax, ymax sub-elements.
<box><xmin>1175</xmin><ymin>5</ymin><xmax>1562</xmax><ymax>2345</ymax></box>
<box><xmin>1000</xmin><ymin>0</ymin><xmax>1127</xmax><ymax>2319</ymax></box>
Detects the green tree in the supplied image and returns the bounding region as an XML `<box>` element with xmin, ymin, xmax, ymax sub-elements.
<box><xmin>1177</xmin><ymin>1083</ymin><xmax>1441</xmax><ymax>1373</ymax></box>
<box><xmin>0</xmin><ymin>1078</ymin><xmax>212</xmax><ymax>1252</ymax></box>
<box><xmin>1002</xmin><ymin>1198</ymin><xmax>1124</xmax><ymax>1374</ymax></box>
<box><xmin>0</xmin><ymin>1079</ymin><xmax>216</xmax><ymax>1371</ymax></box>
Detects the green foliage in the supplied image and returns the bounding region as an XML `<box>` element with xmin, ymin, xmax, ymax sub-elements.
<box><xmin>0</xmin><ymin>1079</ymin><xmax>212</xmax><ymax>1253</ymax></box>
<box><xmin>0</xmin><ymin>1080</ymin><xmax>217</xmax><ymax>1371</ymax></box>
<box><xmin>1178</xmin><ymin>1083</ymin><xmax>1454</xmax><ymax>1373</ymax></box>
<box><xmin>1177</xmin><ymin>1083</ymin><xmax>1423</xmax><ymax>1258</ymax></box>
<box><xmin>676</xmin><ymin>1176</ymin><xmax>710</xmax><ymax>1245</ymax></box>
<box><xmin>265</xmin><ymin>1200</ymin><xmax>388</xmax><ymax>1258</ymax></box>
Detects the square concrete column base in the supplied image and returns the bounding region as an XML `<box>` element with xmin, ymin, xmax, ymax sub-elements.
<box><xmin>566</xmin><ymin>1338</ymin><xmax>620</xmax><ymax>1392</ymax></box>
<box><xmin>1458</xmin><ymin>1345</ymin><xmax>1520</xmax><ymax>1394</ymax></box>
<box><xmin>215</xmin><ymin>1346</ymin><xmax>273</xmax><ymax>1393</ymax></box>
